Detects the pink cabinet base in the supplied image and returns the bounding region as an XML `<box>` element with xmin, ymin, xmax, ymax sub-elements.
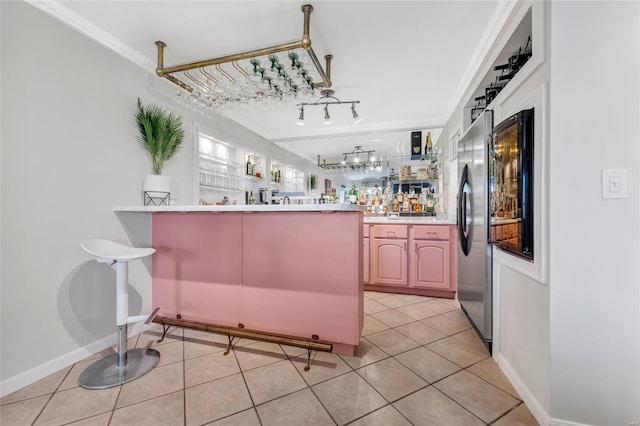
<box><xmin>152</xmin><ymin>211</ymin><xmax>363</xmax><ymax>355</ymax></box>
<box><xmin>364</xmin><ymin>224</ymin><xmax>458</xmax><ymax>299</ymax></box>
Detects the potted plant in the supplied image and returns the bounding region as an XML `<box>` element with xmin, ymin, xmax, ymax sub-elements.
<box><xmin>135</xmin><ymin>97</ymin><xmax>184</xmax><ymax>203</ymax></box>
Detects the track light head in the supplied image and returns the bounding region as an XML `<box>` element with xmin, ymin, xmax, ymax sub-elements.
<box><xmin>351</xmin><ymin>103</ymin><xmax>361</xmax><ymax>124</ymax></box>
<box><xmin>296</xmin><ymin>106</ymin><xmax>304</xmax><ymax>126</ymax></box>
<box><xmin>323</xmin><ymin>104</ymin><xmax>331</xmax><ymax>124</ymax></box>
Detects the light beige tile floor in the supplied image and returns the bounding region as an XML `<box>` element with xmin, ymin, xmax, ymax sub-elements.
<box><xmin>0</xmin><ymin>291</ymin><xmax>538</xmax><ymax>426</ymax></box>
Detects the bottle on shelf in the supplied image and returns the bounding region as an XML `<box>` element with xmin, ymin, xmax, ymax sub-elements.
<box><xmin>359</xmin><ymin>183</ymin><xmax>368</xmax><ymax>206</ymax></box>
<box><xmin>255</xmin><ymin>159</ymin><xmax>261</xmax><ymax>178</ymax></box>
<box><xmin>372</xmin><ymin>188</ymin><xmax>380</xmax><ymax>210</ymax></box>
<box><xmin>426</xmin><ymin>189</ymin><xmax>435</xmax><ymax>214</ymax></box>
<box><xmin>348</xmin><ymin>184</ymin><xmax>358</xmax><ymax>204</ymax></box>
<box><xmin>383</xmin><ymin>183</ymin><xmax>392</xmax><ymax>214</ymax></box>
<box><xmin>339</xmin><ymin>185</ymin><xmax>347</xmax><ymax>204</ymax></box>
<box><xmin>246</xmin><ymin>155</ymin><xmax>252</xmax><ymax>176</ymax></box>
<box><xmin>391</xmin><ymin>196</ymin><xmax>399</xmax><ymax>214</ymax></box>
<box><xmin>425</xmin><ymin>131</ymin><xmax>433</xmax><ymax>155</ymax></box>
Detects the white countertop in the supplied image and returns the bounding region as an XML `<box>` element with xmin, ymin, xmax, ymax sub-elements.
<box><xmin>113</xmin><ymin>204</ymin><xmax>364</xmax><ymax>213</ymax></box>
<box><xmin>364</xmin><ymin>216</ymin><xmax>456</xmax><ymax>225</ymax></box>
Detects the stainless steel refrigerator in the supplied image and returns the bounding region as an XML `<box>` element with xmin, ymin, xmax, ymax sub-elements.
<box><xmin>457</xmin><ymin>110</ymin><xmax>493</xmax><ymax>353</ymax></box>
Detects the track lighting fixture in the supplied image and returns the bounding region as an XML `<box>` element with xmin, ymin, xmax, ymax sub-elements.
<box><xmin>297</xmin><ymin>89</ymin><xmax>361</xmax><ymax>125</ymax></box>
<box><xmin>317</xmin><ymin>146</ymin><xmax>381</xmax><ymax>175</ymax></box>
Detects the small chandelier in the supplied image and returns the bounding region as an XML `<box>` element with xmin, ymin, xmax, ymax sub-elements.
<box><xmin>296</xmin><ymin>89</ymin><xmax>361</xmax><ymax>125</ymax></box>
<box><xmin>317</xmin><ymin>146</ymin><xmax>381</xmax><ymax>174</ymax></box>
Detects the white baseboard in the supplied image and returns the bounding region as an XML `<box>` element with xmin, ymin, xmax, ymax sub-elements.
<box><xmin>0</xmin><ymin>323</ymin><xmax>147</xmax><ymax>398</ymax></box>
<box><xmin>549</xmin><ymin>418</ymin><xmax>595</xmax><ymax>426</ymax></box>
<box><xmin>496</xmin><ymin>353</ymin><xmax>551</xmax><ymax>426</ymax></box>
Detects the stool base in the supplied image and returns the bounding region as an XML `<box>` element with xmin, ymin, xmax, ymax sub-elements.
<box><xmin>78</xmin><ymin>348</ymin><xmax>160</xmax><ymax>390</ymax></box>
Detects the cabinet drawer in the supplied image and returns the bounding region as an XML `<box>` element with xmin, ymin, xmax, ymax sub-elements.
<box><xmin>363</xmin><ymin>224</ymin><xmax>370</xmax><ymax>237</ymax></box>
<box><xmin>411</xmin><ymin>225</ymin><xmax>450</xmax><ymax>240</ymax></box>
<box><xmin>371</xmin><ymin>225</ymin><xmax>408</xmax><ymax>239</ymax></box>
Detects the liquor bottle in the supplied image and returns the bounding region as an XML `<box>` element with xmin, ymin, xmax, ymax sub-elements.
<box><xmin>426</xmin><ymin>189</ymin><xmax>434</xmax><ymax>214</ymax></box>
<box><xmin>246</xmin><ymin>156</ymin><xmax>252</xmax><ymax>175</ymax></box>
<box><xmin>349</xmin><ymin>184</ymin><xmax>358</xmax><ymax>204</ymax></box>
<box><xmin>425</xmin><ymin>132</ymin><xmax>433</xmax><ymax>155</ymax></box>
<box><xmin>396</xmin><ymin>187</ymin><xmax>404</xmax><ymax>211</ymax></box>
<box><xmin>382</xmin><ymin>183</ymin><xmax>391</xmax><ymax>212</ymax></box>
<box><xmin>402</xmin><ymin>192</ymin><xmax>410</xmax><ymax>213</ymax></box>
<box><xmin>372</xmin><ymin>189</ymin><xmax>380</xmax><ymax>208</ymax></box>
<box><xmin>359</xmin><ymin>183</ymin><xmax>367</xmax><ymax>206</ymax></box>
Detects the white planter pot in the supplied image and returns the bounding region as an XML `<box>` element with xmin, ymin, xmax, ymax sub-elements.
<box><xmin>142</xmin><ymin>174</ymin><xmax>170</xmax><ymax>202</ymax></box>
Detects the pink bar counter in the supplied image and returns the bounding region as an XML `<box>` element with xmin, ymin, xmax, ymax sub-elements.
<box><xmin>116</xmin><ymin>205</ymin><xmax>364</xmax><ymax>355</ymax></box>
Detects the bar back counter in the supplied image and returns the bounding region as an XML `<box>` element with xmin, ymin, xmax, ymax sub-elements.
<box><xmin>115</xmin><ymin>205</ymin><xmax>364</xmax><ymax>357</ymax></box>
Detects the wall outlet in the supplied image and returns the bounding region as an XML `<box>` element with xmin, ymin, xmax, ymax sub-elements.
<box><xmin>602</xmin><ymin>169</ymin><xmax>627</xmax><ymax>199</ymax></box>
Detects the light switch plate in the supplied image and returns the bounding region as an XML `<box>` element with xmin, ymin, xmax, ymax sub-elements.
<box><xmin>602</xmin><ymin>169</ymin><xmax>627</xmax><ymax>199</ymax></box>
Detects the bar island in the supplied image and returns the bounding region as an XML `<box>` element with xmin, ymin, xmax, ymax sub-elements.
<box><xmin>114</xmin><ymin>205</ymin><xmax>364</xmax><ymax>356</ymax></box>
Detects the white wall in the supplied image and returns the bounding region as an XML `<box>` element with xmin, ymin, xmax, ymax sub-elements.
<box><xmin>0</xmin><ymin>1</ymin><xmax>269</xmax><ymax>394</ymax></box>
<box><xmin>549</xmin><ymin>2</ymin><xmax>640</xmax><ymax>425</ymax></box>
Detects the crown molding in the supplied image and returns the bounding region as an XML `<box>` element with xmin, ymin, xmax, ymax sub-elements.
<box><xmin>442</xmin><ymin>0</ymin><xmax>518</xmax><ymax>122</ymax></box>
<box><xmin>24</xmin><ymin>0</ymin><xmax>155</xmax><ymax>73</ymax></box>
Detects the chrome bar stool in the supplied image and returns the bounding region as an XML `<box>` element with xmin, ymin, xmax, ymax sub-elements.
<box><xmin>79</xmin><ymin>239</ymin><xmax>160</xmax><ymax>389</ymax></box>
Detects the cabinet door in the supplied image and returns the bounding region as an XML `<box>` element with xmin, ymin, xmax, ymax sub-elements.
<box><xmin>371</xmin><ymin>239</ymin><xmax>408</xmax><ymax>286</ymax></box>
<box><xmin>242</xmin><ymin>211</ymin><xmax>362</xmax><ymax>345</ymax></box>
<box><xmin>152</xmin><ymin>212</ymin><xmax>243</xmax><ymax>327</ymax></box>
<box><xmin>363</xmin><ymin>237</ymin><xmax>370</xmax><ymax>284</ymax></box>
<box><xmin>411</xmin><ymin>240</ymin><xmax>451</xmax><ymax>290</ymax></box>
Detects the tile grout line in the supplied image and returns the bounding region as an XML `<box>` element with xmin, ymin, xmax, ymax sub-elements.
<box><xmin>283</xmin><ymin>354</ymin><xmax>339</xmax><ymax>425</ymax></box>
<box><xmin>28</xmin><ymin>361</ymin><xmax>76</xmax><ymax>426</ymax></box>
<box><xmin>231</xmin><ymin>343</ymin><xmax>263</xmax><ymax>426</ymax></box>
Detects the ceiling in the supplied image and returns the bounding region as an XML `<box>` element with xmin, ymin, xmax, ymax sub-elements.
<box><xmin>37</xmin><ymin>1</ymin><xmax>505</xmax><ymax>174</ymax></box>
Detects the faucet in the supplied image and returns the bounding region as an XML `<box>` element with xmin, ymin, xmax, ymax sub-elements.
<box><xmin>283</xmin><ymin>196</ymin><xmax>290</xmax><ymax>204</ymax></box>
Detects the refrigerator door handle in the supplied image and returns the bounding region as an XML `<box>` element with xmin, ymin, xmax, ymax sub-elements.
<box><xmin>458</xmin><ymin>164</ymin><xmax>470</xmax><ymax>256</ymax></box>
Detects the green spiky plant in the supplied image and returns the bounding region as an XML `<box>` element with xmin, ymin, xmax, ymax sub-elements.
<box><xmin>135</xmin><ymin>97</ymin><xmax>185</xmax><ymax>175</ymax></box>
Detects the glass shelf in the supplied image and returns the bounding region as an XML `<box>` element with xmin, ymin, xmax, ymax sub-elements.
<box><xmin>390</xmin><ymin>153</ymin><xmax>440</xmax><ymax>162</ymax></box>
<box><xmin>199</xmin><ymin>152</ymin><xmax>244</xmax><ymax>168</ymax></box>
<box><xmin>199</xmin><ymin>184</ymin><xmax>244</xmax><ymax>193</ymax></box>
<box><xmin>201</xmin><ymin>169</ymin><xmax>243</xmax><ymax>179</ymax></box>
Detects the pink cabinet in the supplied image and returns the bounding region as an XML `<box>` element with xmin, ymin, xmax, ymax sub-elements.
<box><xmin>152</xmin><ymin>210</ymin><xmax>363</xmax><ymax>355</ymax></box>
<box><xmin>365</xmin><ymin>223</ymin><xmax>456</xmax><ymax>299</ymax></box>
<box><xmin>371</xmin><ymin>238</ymin><xmax>408</xmax><ymax>286</ymax></box>
<box><xmin>152</xmin><ymin>212</ymin><xmax>243</xmax><ymax>327</ymax></box>
<box><xmin>242</xmin><ymin>212</ymin><xmax>362</xmax><ymax>351</ymax></box>
<box><xmin>411</xmin><ymin>240</ymin><xmax>450</xmax><ymax>289</ymax></box>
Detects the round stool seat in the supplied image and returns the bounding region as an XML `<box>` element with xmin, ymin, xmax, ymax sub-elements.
<box><xmin>81</xmin><ymin>239</ymin><xmax>155</xmax><ymax>261</ymax></box>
